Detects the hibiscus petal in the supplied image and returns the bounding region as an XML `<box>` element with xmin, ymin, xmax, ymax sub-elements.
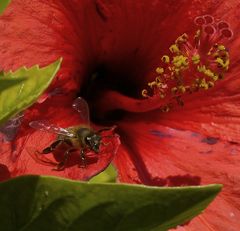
<box><xmin>0</xmin><ymin>0</ymin><xmax>106</xmax><ymax>91</ymax></box>
<box><xmin>114</xmin><ymin>121</ymin><xmax>240</xmax><ymax>230</ymax></box>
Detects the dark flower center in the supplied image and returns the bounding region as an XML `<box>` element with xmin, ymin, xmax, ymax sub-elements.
<box><xmin>78</xmin><ymin>55</ymin><xmax>149</xmax><ymax>125</ymax></box>
<box><xmin>78</xmin><ymin>14</ymin><xmax>232</xmax><ymax>126</ymax></box>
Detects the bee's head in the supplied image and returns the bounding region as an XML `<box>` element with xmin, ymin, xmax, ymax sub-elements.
<box><xmin>86</xmin><ymin>134</ymin><xmax>102</xmax><ymax>153</ymax></box>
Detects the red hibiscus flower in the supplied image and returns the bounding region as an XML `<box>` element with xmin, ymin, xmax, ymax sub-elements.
<box><xmin>0</xmin><ymin>0</ymin><xmax>240</xmax><ymax>230</ymax></box>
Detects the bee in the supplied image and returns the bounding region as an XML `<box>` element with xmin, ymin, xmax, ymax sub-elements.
<box><xmin>29</xmin><ymin>97</ymin><xmax>115</xmax><ymax>170</ymax></box>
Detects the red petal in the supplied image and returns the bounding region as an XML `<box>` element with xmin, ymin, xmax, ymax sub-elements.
<box><xmin>153</xmin><ymin>68</ymin><xmax>240</xmax><ymax>143</ymax></box>
<box><xmin>114</xmin><ymin>121</ymin><xmax>240</xmax><ymax>230</ymax></box>
<box><xmin>0</xmin><ymin>0</ymin><xmax>105</xmax><ymax>91</ymax></box>
<box><xmin>3</xmin><ymin>0</ymin><xmax>238</xmax><ymax>85</ymax></box>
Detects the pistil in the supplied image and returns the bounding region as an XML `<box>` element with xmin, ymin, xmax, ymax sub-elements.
<box><xmin>142</xmin><ymin>14</ymin><xmax>231</xmax><ymax>112</ymax></box>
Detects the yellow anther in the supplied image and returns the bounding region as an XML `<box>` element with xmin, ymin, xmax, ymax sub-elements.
<box><xmin>216</xmin><ymin>57</ymin><xmax>224</xmax><ymax>66</ymax></box>
<box><xmin>161</xmin><ymin>55</ymin><xmax>170</xmax><ymax>63</ymax></box>
<box><xmin>208</xmin><ymin>45</ymin><xmax>216</xmax><ymax>55</ymax></box>
<box><xmin>174</xmin><ymin>68</ymin><xmax>180</xmax><ymax>75</ymax></box>
<box><xmin>215</xmin><ymin>57</ymin><xmax>229</xmax><ymax>70</ymax></box>
<box><xmin>155</xmin><ymin>77</ymin><xmax>162</xmax><ymax>83</ymax></box>
<box><xmin>195</xmin><ymin>78</ymin><xmax>200</xmax><ymax>84</ymax></box>
<box><xmin>148</xmin><ymin>81</ymin><xmax>156</xmax><ymax>88</ymax></box>
<box><xmin>178</xmin><ymin>85</ymin><xmax>186</xmax><ymax>93</ymax></box>
<box><xmin>218</xmin><ymin>45</ymin><xmax>226</xmax><ymax>51</ymax></box>
<box><xmin>212</xmin><ymin>74</ymin><xmax>218</xmax><ymax>81</ymax></box>
<box><xmin>175</xmin><ymin>33</ymin><xmax>188</xmax><ymax>44</ymax></box>
<box><xmin>171</xmin><ymin>87</ymin><xmax>178</xmax><ymax>94</ymax></box>
<box><xmin>194</xmin><ymin>30</ymin><xmax>201</xmax><ymax>39</ymax></box>
<box><xmin>199</xmin><ymin>78</ymin><xmax>209</xmax><ymax>90</ymax></box>
<box><xmin>142</xmin><ymin>89</ymin><xmax>149</xmax><ymax>97</ymax></box>
<box><xmin>156</xmin><ymin>67</ymin><xmax>164</xmax><ymax>74</ymax></box>
<box><xmin>197</xmin><ymin>65</ymin><xmax>206</xmax><ymax>73</ymax></box>
<box><xmin>213</xmin><ymin>52</ymin><xmax>220</xmax><ymax>58</ymax></box>
<box><xmin>161</xmin><ymin>105</ymin><xmax>170</xmax><ymax>112</ymax></box>
<box><xmin>192</xmin><ymin>54</ymin><xmax>200</xmax><ymax>64</ymax></box>
<box><xmin>172</xmin><ymin>55</ymin><xmax>188</xmax><ymax>68</ymax></box>
<box><xmin>208</xmin><ymin>81</ymin><xmax>214</xmax><ymax>88</ymax></box>
<box><xmin>160</xmin><ymin>94</ymin><xmax>165</xmax><ymax>99</ymax></box>
<box><xmin>203</xmin><ymin>68</ymin><xmax>215</xmax><ymax>78</ymax></box>
<box><xmin>169</xmin><ymin>44</ymin><xmax>180</xmax><ymax>54</ymax></box>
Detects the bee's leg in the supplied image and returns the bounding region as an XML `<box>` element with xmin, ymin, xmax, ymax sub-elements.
<box><xmin>79</xmin><ymin>149</ymin><xmax>86</xmax><ymax>168</ymax></box>
<box><xmin>54</xmin><ymin>148</ymin><xmax>77</xmax><ymax>171</ymax></box>
<box><xmin>42</xmin><ymin>140</ymin><xmax>63</xmax><ymax>154</ymax></box>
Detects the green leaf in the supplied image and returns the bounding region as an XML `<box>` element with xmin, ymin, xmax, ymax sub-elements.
<box><xmin>0</xmin><ymin>0</ymin><xmax>11</xmax><ymax>14</ymax></box>
<box><xmin>89</xmin><ymin>164</ymin><xmax>117</xmax><ymax>183</ymax></box>
<box><xmin>0</xmin><ymin>59</ymin><xmax>62</xmax><ymax>125</ymax></box>
<box><xmin>0</xmin><ymin>175</ymin><xmax>221</xmax><ymax>231</ymax></box>
<box><xmin>0</xmin><ymin>78</ymin><xmax>27</xmax><ymax>91</ymax></box>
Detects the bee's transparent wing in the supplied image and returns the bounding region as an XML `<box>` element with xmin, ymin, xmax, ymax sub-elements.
<box><xmin>29</xmin><ymin>120</ymin><xmax>75</xmax><ymax>137</ymax></box>
<box><xmin>72</xmin><ymin>97</ymin><xmax>90</xmax><ymax>125</ymax></box>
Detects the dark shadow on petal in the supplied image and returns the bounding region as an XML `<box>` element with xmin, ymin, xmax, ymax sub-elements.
<box><xmin>166</xmin><ymin>174</ymin><xmax>201</xmax><ymax>187</ymax></box>
<box><xmin>201</xmin><ymin>137</ymin><xmax>219</xmax><ymax>145</ymax></box>
<box><xmin>151</xmin><ymin>175</ymin><xmax>201</xmax><ymax>187</ymax></box>
<box><xmin>150</xmin><ymin>130</ymin><xmax>173</xmax><ymax>138</ymax></box>
<box><xmin>119</xmin><ymin>129</ymin><xmax>155</xmax><ymax>185</ymax></box>
<box><xmin>0</xmin><ymin>164</ymin><xmax>11</xmax><ymax>182</ymax></box>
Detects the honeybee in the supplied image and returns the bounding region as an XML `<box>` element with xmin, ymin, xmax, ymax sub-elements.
<box><xmin>29</xmin><ymin>97</ymin><xmax>115</xmax><ymax>170</ymax></box>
